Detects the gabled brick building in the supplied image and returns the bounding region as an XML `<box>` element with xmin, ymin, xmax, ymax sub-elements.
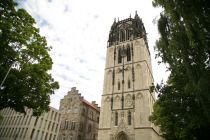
<box><xmin>58</xmin><ymin>87</ymin><xmax>100</xmax><ymax>140</ymax></box>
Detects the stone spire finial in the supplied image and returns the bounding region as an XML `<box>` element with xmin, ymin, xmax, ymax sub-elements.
<box><xmin>129</xmin><ymin>13</ymin><xmax>131</xmax><ymax>18</ymax></box>
<box><xmin>135</xmin><ymin>10</ymin><xmax>139</xmax><ymax>19</ymax></box>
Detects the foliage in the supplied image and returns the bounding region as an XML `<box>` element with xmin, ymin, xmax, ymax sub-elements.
<box><xmin>149</xmin><ymin>0</ymin><xmax>210</xmax><ymax>139</ymax></box>
<box><xmin>0</xmin><ymin>0</ymin><xmax>59</xmax><ymax>116</ymax></box>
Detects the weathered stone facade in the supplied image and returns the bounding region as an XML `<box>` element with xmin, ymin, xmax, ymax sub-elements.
<box><xmin>58</xmin><ymin>87</ymin><xmax>100</xmax><ymax>140</ymax></box>
<box><xmin>98</xmin><ymin>12</ymin><xmax>162</xmax><ymax>140</ymax></box>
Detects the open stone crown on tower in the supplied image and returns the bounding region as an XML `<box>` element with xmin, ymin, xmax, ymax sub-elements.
<box><xmin>108</xmin><ymin>12</ymin><xmax>148</xmax><ymax>49</ymax></box>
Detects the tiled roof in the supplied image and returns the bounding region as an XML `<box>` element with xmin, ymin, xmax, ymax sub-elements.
<box><xmin>82</xmin><ymin>99</ymin><xmax>100</xmax><ymax>112</ymax></box>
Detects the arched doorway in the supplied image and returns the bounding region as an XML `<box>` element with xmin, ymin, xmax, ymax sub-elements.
<box><xmin>115</xmin><ymin>131</ymin><xmax>128</xmax><ymax>140</ymax></box>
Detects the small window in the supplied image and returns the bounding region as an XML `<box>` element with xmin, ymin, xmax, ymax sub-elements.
<box><xmin>88</xmin><ymin>124</ymin><xmax>92</xmax><ymax>133</ymax></box>
<box><xmin>118</xmin><ymin>48</ymin><xmax>122</xmax><ymax>63</ymax></box>
<box><xmin>48</xmin><ymin>121</ymin><xmax>51</xmax><ymax>130</ymax></box>
<box><xmin>127</xmin><ymin>29</ymin><xmax>132</xmax><ymax>40</ymax></box>
<box><xmin>64</xmin><ymin>120</ymin><xmax>68</xmax><ymax>130</ymax></box>
<box><xmin>62</xmin><ymin>134</ymin><xmax>66</xmax><ymax>140</ymax></box>
<box><xmin>82</xmin><ymin>108</ymin><xmax>86</xmax><ymax>116</ymax></box>
<box><xmin>127</xmin><ymin>46</ymin><xmax>131</xmax><ymax>61</ymax></box>
<box><xmin>71</xmin><ymin>122</ymin><xmax>76</xmax><ymax>130</ymax></box>
<box><xmin>78</xmin><ymin>135</ymin><xmax>81</xmax><ymax>140</ymax></box>
<box><xmin>30</xmin><ymin>129</ymin><xmax>35</xmax><ymax>139</ymax></box>
<box><xmin>112</xmin><ymin>70</ymin><xmax>115</xmax><ymax>85</ymax></box>
<box><xmin>128</xmin><ymin>111</ymin><xmax>131</xmax><ymax>125</ymax></box>
<box><xmin>79</xmin><ymin>122</ymin><xmax>83</xmax><ymax>132</ymax></box>
<box><xmin>34</xmin><ymin>117</ymin><xmax>38</xmax><ymax>126</ymax></box>
<box><xmin>90</xmin><ymin>111</ymin><xmax>93</xmax><ymax>119</ymax></box>
<box><xmin>120</xmin><ymin>30</ymin><xmax>125</xmax><ymax>42</ymax></box>
<box><xmin>128</xmin><ymin>80</ymin><xmax>131</xmax><ymax>89</ymax></box>
<box><xmin>44</xmin><ymin>133</ymin><xmax>48</xmax><ymax>140</ymax></box>
<box><xmin>115</xmin><ymin>112</ymin><xmax>118</xmax><ymax>126</ymax></box>
<box><xmin>118</xmin><ymin>81</ymin><xmax>120</xmax><ymax>90</ymax></box>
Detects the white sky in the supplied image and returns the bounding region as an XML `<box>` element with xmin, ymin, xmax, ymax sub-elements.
<box><xmin>20</xmin><ymin>0</ymin><xmax>169</xmax><ymax>109</ymax></box>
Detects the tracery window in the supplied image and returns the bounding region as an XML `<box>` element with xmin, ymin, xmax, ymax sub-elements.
<box><xmin>127</xmin><ymin>29</ymin><xmax>132</xmax><ymax>40</ymax></box>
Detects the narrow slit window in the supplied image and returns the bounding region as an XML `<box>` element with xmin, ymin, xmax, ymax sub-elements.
<box><xmin>118</xmin><ymin>81</ymin><xmax>120</xmax><ymax>90</ymax></box>
<box><xmin>118</xmin><ymin>48</ymin><xmax>122</xmax><ymax>63</ymax></box>
<box><xmin>127</xmin><ymin>46</ymin><xmax>131</xmax><ymax>61</ymax></box>
<box><xmin>115</xmin><ymin>112</ymin><xmax>118</xmax><ymax>126</ymax></box>
<box><xmin>128</xmin><ymin>80</ymin><xmax>131</xmax><ymax>89</ymax></box>
<box><xmin>128</xmin><ymin>111</ymin><xmax>131</xmax><ymax>125</ymax></box>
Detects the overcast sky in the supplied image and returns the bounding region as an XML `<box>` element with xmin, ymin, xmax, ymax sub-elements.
<box><xmin>19</xmin><ymin>0</ymin><xmax>169</xmax><ymax>109</ymax></box>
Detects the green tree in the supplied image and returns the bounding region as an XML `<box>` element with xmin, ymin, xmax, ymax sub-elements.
<box><xmin>0</xmin><ymin>0</ymin><xmax>59</xmax><ymax>116</ymax></box>
<box><xmin>149</xmin><ymin>0</ymin><xmax>210</xmax><ymax>139</ymax></box>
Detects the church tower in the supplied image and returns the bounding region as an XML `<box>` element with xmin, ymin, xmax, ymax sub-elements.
<box><xmin>98</xmin><ymin>12</ymin><xmax>162</xmax><ymax>140</ymax></box>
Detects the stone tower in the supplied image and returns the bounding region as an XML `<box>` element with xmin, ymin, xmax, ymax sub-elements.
<box><xmin>98</xmin><ymin>12</ymin><xmax>162</xmax><ymax>140</ymax></box>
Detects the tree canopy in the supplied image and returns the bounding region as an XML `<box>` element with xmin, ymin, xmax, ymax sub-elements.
<box><xmin>149</xmin><ymin>0</ymin><xmax>210</xmax><ymax>139</ymax></box>
<box><xmin>0</xmin><ymin>0</ymin><xmax>59</xmax><ymax>116</ymax></box>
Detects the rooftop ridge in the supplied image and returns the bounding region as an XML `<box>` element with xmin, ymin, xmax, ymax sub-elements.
<box><xmin>82</xmin><ymin>99</ymin><xmax>100</xmax><ymax>112</ymax></box>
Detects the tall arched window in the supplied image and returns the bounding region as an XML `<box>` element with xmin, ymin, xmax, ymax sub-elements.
<box><xmin>128</xmin><ymin>80</ymin><xmax>131</xmax><ymax>89</ymax></box>
<box><xmin>115</xmin><ymin>112</ymin><xmax>118</xmax><ymax>126</ymax></box>
<box><xmin>127</xmin><ymin>29</ymin><xmax>131</xmax><ymax>40</ymax></box>
<box><xmin>118</xmin><ymin>81</ymin><xmax>120</xmax><ymax>90</ymax></box>
<box><xmin>120</xmin><ymin>30</ymin><xmax>125</xmax><ymax>42</ymax></box>
<box><xmin>118</xmin><ymin>48</ymin><xmax>122</xmax><ymax>63</ymax></box>
<box><xmin>128</xmin><ymin>111</ymin><xmax>131</xmax><ymax>125</ymax></box>
<box><xmin>127</xmin><ymin>45</ymin><xmax>131</xmax><ymax>61</ymax></box>
<box><xmin>122</xmin><ymin>30</ymin><xmax>125</xmax><ymax>41</ymax></box>
<box><xmin>112</xmin><ymin>70</ymin><xmax>115</xmax><ymax>85</ymax></box>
